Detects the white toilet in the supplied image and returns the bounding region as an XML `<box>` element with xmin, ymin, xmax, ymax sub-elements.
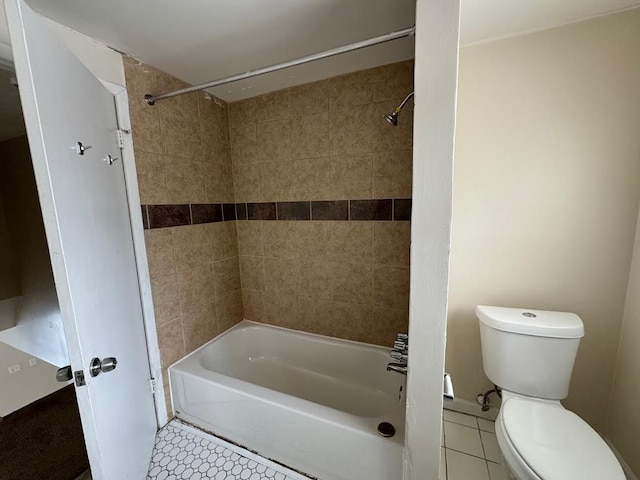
<box><xmin>476</xmin><ymin>305</ymin><xmax>625</xmax><ymax>480</ymax></box>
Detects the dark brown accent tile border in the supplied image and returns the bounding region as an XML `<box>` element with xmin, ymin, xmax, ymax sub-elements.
<box><xmin>141</xmin><ymin>205</ymin><xmax>149</xmax><ymax>230</ymax></box>
<box><xmin>394</xmin><ymin>199</ymin><xmax>412</xmax><ymax>221</ymax></box>
<box><xmin>277</xmin><ymin>202</ymin><xmax>311</xmax><ymax>220</ymax></box>
<box><xmin>236</xmin><ymin>203</ymin><xmax>248</xmax><ymax>221</ymax></box>
<box><xmin>311</xmin><ymin>200</ymin><xmax>349</xmax><ymax>221</ymax></box>
<box><xmin>147</xmin><ymin>204</ymin><xmax>191</xmax><ymax>229</ymax></box>
<box><xmin>248</xmin><ymin>202</ymin><xmax>277</xmax><ymax>221</ymax></box>
<box><xmin>350</xmin><ymin>199</ymin><xmax>393</xmax><ymax>221</ymax></box>
<box><xmin>141</xmin><ymin>198</ymin><xmax>411</xmax><ymax>229</ymax></box>
<box><xmin>222</xmin><ymin>203</ymin><xmax>236</xmax><ymax>221</ymax></box>
<box><xmin>191</xmin><ymin>204</ymin><xmax>222</xmax><ymax>224</ymax></box>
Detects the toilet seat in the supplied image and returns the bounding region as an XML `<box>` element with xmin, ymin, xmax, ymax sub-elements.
<box><xmin>500</xmin><ymin>398</ymin><xmax>624</xmax><ymax>480</ymax></box>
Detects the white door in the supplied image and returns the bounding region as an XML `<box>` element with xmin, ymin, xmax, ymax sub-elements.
<box><xmin>5</xmin><ymin>1</ymin><xmax>157</xmax><ymax>479</ymax></box>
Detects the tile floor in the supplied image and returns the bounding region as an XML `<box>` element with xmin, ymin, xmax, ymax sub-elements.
<box><xmin>148</xmin><ymin>411</ymin><xmax>503</xmax><ymax>480</ymax></box>
<box><xmin>441</xmin><ymin>410</ymin><xmax>506</xmax><ymax>480</ymax></box>
<box><xmin>147</xmin><ymin>421</ymin><xmax>311</xmax><ymax>480</ymax></box>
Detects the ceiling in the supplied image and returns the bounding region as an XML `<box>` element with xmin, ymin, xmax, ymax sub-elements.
<box><xmin>0</xmin><ymin>0</ymin><xmax>638</xmax><ymax>102</ymax></box>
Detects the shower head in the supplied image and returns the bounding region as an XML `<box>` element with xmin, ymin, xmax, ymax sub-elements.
<box><xmin>384</xmin><ymin>110</ymin><xmax>399</xmax><ymax>126</ymax></box>
<box><xmin>383</xmin><ymin>91</ymin><xmax>414</xmax><ymax>126</ymax></box>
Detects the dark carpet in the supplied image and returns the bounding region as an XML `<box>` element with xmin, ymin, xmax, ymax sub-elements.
<box><xmin>0</xmin><ymin>385</ymin><xmax>90</xmax><ymax>480</ymax></box>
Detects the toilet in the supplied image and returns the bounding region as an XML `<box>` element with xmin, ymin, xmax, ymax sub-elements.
<box><xmin>476</xmin><ymin>305</ymin><xmax>625</xmax><ymax>480</ymax></box>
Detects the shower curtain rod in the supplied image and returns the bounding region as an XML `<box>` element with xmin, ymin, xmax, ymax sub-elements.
<box><xmin>144</xmin><ymin>25</ymin><xmax>415</xmax><ymax>105</ymax></box>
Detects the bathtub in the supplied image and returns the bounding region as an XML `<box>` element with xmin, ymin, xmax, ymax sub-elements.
<box><xmin>169</xmin><ymin>320</ymin><xmax>406</xmax><ymax>480</ymax></box>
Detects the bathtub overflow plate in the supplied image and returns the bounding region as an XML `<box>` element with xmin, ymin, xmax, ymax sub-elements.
<box><xmin>378</xmin><ymin>422</ymin><xmax>396</xmax><ymax>438</ymax></box>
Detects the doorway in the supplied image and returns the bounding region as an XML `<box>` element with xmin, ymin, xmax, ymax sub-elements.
<box><xmin>0</xmin><ymin>66</ymin><xmax>90</xmax><ymax>479</ymax></box>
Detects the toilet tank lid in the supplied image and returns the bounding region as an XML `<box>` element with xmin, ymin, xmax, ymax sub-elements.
<box><xmin>476</xmin><ymin>305</ymin><xmax>584</xmax><ymax>338</ymax></box>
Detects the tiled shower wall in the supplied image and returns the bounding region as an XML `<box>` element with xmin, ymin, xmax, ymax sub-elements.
<box><xmin>123</xmin><ymin>58</ymin><xmax>243</xmax><ymax>412</ymax></box>
<box><xmin>126</xmin><ymin>58</ymin><xmax>414</xmax><ymax>411</ymax></box>
<box><xmin>230</xmin><ymin>61</ymin><xmax>413</xmax><ymax>345</ymax></box>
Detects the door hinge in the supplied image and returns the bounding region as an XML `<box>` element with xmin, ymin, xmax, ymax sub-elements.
<box><xmin>149</xmin><ymin>377</ymin><xmax>158</xmax><ymax>394</ymax></box>
<box><xmin>116</xmin><ymin>129</ymin><xmax>129</xmax><ymax>149</ymax></box>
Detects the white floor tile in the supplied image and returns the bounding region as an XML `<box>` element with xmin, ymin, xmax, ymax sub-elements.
<box><xmin>444</xmin><ymin>410</ymin><xmax>479</xmax><ymax>428</ymax></box>
<box><xmin>444</xmin><ymin>421</ymin><xmax>485</xmax><ymax>458</ymax></box>
<box><xmin>440</xmin><ymin>447</ymin><xmax>447</xmax><ymax>480</ymax></box>
<box><xmin>446</xmin><ymin>449</ymin><xmax>490</xmax><ymax>480</ymax></box>
<box><xmin>477</xmin><ymin>418</ymin><xmax>496</xmax><ymax>433</ymax></box>
<box><xmin>148</xmin><ymin>421</ymin><xmax>308</xmax><ymax>480</ymax></box>
<box><xmin>487</xmin><ymin>461</ymin><xmax>506</xmax><ymax>480</ymax></box>
<box><xmin>480</xmin><ymin>431</ymin><xmax>501</xmax><ymax>463</ymax></box>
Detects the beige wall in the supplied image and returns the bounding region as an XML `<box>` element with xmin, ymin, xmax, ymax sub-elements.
<box><xmin>609</xmin><ymin>209</ymin><xmax>640</xmax><ymax>476</ymax></box>
<box><xmin>449</xmin><ymin>8</ymin><xmax>640</xmax><ymax>433</ymax></box>
<box><xmin>229</xmin><ymin>61</ymin><xmax>413</xmax><ymax>345</ymax></box>
<box><xmin>124</xmin><ymin>57</ymin><xmax>242</xmax><ymax>413</ymax></box>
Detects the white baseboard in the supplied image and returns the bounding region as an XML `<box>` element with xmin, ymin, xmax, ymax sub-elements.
<box><xmin>604</xmin><ymin>438</ymin><xmax>638</xmax><ymax>480</ymax></box>
<box><xmin>443</xmin><ymin>396</ymin><xmax>499</xmax><ymax>421</ymax></box>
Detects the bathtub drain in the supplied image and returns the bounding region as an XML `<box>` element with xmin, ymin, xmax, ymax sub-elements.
<box><xmin>377</xmin><ymin>422</ymin><xmax>395</xmax><ymax>438</ymax></box>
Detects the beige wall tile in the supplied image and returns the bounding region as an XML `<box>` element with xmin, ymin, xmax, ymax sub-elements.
<box><xmin>329</xmin><ymin>103</ymin><xmax>375</xmax><ymax>155</ymax></box>
<box><xmin>264</xmin><ymin>257</ymin><xmax>298</xmax><ymax>295</ymax></box>
<box><xmin>290</xmin><ymin>112</ymin><xmax>329</xmax><ymax>160</ymax></box>
<box><xmin>298</xmin><ymin>297</ymin><xmax>333</xmax><ymax>336</ymax></box>
<box><xmin>373</xmin><ymin>149</ymin><xmax>413</xmax><ymax>198</ymax></box>
<box><xmin>177</xmin><ymin>263</ymin><xmax>215</xmax><ymax>309</ymax></box>
<box><xmin>171</xmin><ymin>224</ymin><xmax>211</xmax><ymax>274</ymax></box>
<box><xmin>289</xmin><ymin>81</ymin><xmax>329</xmax><ymax>116</ymax></box>
<box><xmin>257</xmin><ymin>118</ymin><xmax>292</xmax><ymax>162</ymax></box>
<box><xmin>372</xmin><ymin>307</ymin><xmax>409</xmax><ymax>347</ymax></box>
<box><xmin>216</xmin><ymin>289</ymin><xmax>244</xmax><ymax>332</ymax></box>
<box><xmin>371</xmin><ymin>60</ymin><xmax>414</xmax><ymax>103</ymax></box>
<box><xmin>204</xmin><ymin>162</ymin><xmax>234</xmax><ymax>203</ymax></box>
<box><xmin>236</xmin><ymin>221</ymin><xmax>263</xmax><ymax>256</ymax></box>
<box><xmin>182</xmin><ymin>301</ymin><xmax>217</xmax><ymax>352</ymax></box>
<box><xmin>198</xmin><ymin>94</ymin><xmax>230</xmax><ymax>166</ymax></box>
<box><xmin>209</xmin><ymin>222</ymin><xmax>238</xmax><ymax>261</ymax></box>
<box><xmin>164</xmin><ymin>156</ymin><xmax>206</xmax><ymax>204</ymax></box>
<box><xmin>262</xmin><ymin>221</ymin><xmax>300</xmax><ymax>258</ymax></box>
<box><xmin>373</xmin><ymin>100</ymin><xmax>414</xmax><ymax>151</ymax></box>
<box><xmin>297</xmin><ymin>258</ymin><xmax>333</xmax><ymax>300</ymax></box>
<box><xmin>242</xmin><ymin>289</ymin><xmax>264</xmax><ymax>322</ymax></box>
<box><xmin>231</xmin><ymin>134</ymin><xmax>260</xmax><ymax>167</ymax></box>
<box><xmin>373</xmin><ymin>265</ymin><xmax>410</xmax><ymax>310</ymax></box>
<box><xmin>150</xmin><ymin>273</ymin><xmax>181</xmax><ymax>327</ymax></box>
<box><xmin>331</xmin><ymin>154</ymin><xmax>373</xmax><ymax>199</ymax></box>
<box><xmin>157</xmin><ymin>75</ymin><xmax>201</xmax><ymax>160</ymax></box>
<box><xmin>228</xmin><ymin>98</ymin><xmax>257</xmax><ymax>126</ymax></box>
<box><xmin>328</xmin><ymin>222</ymin><xmax>374</xmax><ymax>264</ymax></box>
<box><xmin>124</xmin><ymin>58</ymin><xmax>162</xmax><ymax>155</ymax></box>
<box><xmin>297</xmin><ymin>222</ymin><xmax>332</xmax><ymax>258</ymax></box>
<box><xmin>156</xmin><ymin>319</ymin><xmax>185</xmax><ymax>369</ymax></box>
<box><xmin>145</xmin><ymin>229</ymin><xmax>176</xmax><ymax>280</ymax></box>
<box><xmin>233</xmin><ymin>164</ymin><xmax>261</xmax><ymax>202</ymax></box>
<box><xmin>328</xmin><ymin>70</ymin><xmax>373</xmax><ymax>110</ymax></box>
<box><xmin>136</xmin><ymin>150</ymin><xmax>167</xmax><ymax>204</ymax></box>
<box><xmin>332</xmin><ymin>263</ymin><xmax>373</xmax><ymax>305</ymax></box>
<box><xmin>239</xmin><ymin>256</ymin><xmax>265</xmax><ymax>291</ymax></box>
<box><xmin>263</xmin><ymin>293</ymin><xmax>297</xmax><ymax>328</ymax></box>
<box><xmin>254</xmin><ymin>90</ymin><xmax>292</xmax><ymax>123</ymax></box>
<box><xmin>374</xmin><ymin>222</ymin><xmax>411</xmax><ymax>267</ymax></box>
<box><xmin>214</xmin><ymin>256</ymin><xmax>241</xmax><ymax>298</ymax></box>
<box><xmin>332</xmin><ymin>302</ymin><xmax>372</xmax><ymax>343</ymax></box>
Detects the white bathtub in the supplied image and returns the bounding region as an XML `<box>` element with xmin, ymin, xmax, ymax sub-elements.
<box><xmin>169</xmin><ymin>320</ymin><xmax>406</xmax><ymax>480</ymax></box>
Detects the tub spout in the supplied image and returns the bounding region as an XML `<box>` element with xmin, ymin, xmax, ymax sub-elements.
<box><xmin>387</xmin><ymin>363</ymin><xmax>408</xmax><ymax>375</ymax></box>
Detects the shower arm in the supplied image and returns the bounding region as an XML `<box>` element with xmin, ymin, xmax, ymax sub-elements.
<box><xmin>144</xmin><ymin>26</ymin><xmax>416</xmax><ymax>105</ymax></box>
<box><xmin>396</xmin><ymin>91</ymin><xmax>414</xmax><ymax>113</ymax></box>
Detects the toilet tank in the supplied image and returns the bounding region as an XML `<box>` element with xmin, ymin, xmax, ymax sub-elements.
<box><xmin>476</xmin><ymin>306</ymin><xmax>584</xmax><ymax>400</ymax></box>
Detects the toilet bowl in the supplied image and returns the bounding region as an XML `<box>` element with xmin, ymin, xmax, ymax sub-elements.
<box><xmin>476</xmin><ymin>306</ymin><xmax>625</xmax><ymax>480</ymax></box>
